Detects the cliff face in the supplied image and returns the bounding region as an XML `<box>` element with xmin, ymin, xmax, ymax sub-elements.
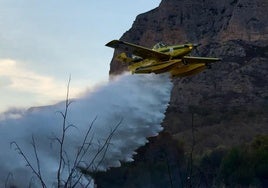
<box><xmin>110</xmin><ymin>0</ymin><xmax>268</xmax><ymax>74</ymax></box>
<box><xmin>109</xmin><ymin>0</ymin><xmax>268</xmax><ymax>153</ymax></box>
<box><xmin>95</xmin><ymin>0</ymin><xmax>268</xmax><ymax>186</ymax></box>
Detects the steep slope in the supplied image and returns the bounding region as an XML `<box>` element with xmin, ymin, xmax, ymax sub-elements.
<box><xmin>97</xmin><ymin>0</ymin><xmax>268</xmax><ymax>187</ymax></box>
<box><xmin>109</xmin><ymin>0</ymin><xmax>268</xmax><ymax>154</ymax></box>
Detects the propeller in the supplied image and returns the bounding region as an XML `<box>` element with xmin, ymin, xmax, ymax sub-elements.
<box><xmin>183</xmin><ymin>43</ymin><xmax>200</xmax><ymax>49</ymax></box>
<box><xmin>182</xmin><ymin>43</ymin><xmax>201</xmax><ymax>65</ymax></box>
<box><xmin>190</xmin><ymin>43</ymin><xmax>201</xmax><ymax>56</ymax></box>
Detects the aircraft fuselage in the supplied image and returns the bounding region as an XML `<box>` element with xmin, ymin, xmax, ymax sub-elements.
<box><xmin>154</xmin><ymin>43</ymin><xmax>195</xmax><ymax>58</ymax></box>
<box><xmin>106</xmin><ymin>40</ymin><xmax>220</xmax><ymax>78</ymax></box>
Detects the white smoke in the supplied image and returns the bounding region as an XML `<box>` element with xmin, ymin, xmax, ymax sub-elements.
<box><xmin>0</xmin><ymin>73</ymin><xmax>172</xmax><ymax>187</ymax></box>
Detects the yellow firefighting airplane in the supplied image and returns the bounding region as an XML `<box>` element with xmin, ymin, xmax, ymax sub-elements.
<box><xmin>106</xmin><ymin>40</ymin><xmax>221</xmax><ymax>77</ymax></box>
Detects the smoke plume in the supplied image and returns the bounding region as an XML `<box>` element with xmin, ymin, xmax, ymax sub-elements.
<box><xmin>0</xmin><ymin>73</ymin><xmax>172</xmax><ymax>187</ymax></box>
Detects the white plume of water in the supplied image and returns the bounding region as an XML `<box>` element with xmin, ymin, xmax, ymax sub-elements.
<box><xmin>0</xmin><ymin>73</ymin><xmax>172</xmax><ymax>187</ymax></box>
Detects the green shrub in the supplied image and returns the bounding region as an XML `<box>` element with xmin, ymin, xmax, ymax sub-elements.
<box><xmin>219</xmin><ymin>135</ymin><xmax>268</xmax><ymax>187</ymax></box>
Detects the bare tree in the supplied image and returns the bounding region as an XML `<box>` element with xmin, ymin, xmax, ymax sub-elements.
<box><xmin>10</xmin><ymin>77</ymin><xmax>121</xmax><ymax>187</ymax></box>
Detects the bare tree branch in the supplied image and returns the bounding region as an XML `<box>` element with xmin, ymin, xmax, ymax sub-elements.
<box><xmin>57</xmin><ymin>75</ymin><xmax>72</xmax><ymax>187</ymax></box>
<box><xmin>95</xmin><ymin>119</ymin><xmax>122</xmax><ymax>170</ymax></box>
<box><xmin>64</xmin><ymin>116</ymin><xmax>97</xmax><ymax>187</ymax></box>
<box><xmin>10</xmin><ymin>141</ymin><xmax>47</xmax><ymax>188</ymax></box>
<box><xmin>5</xmin><ymin>172</ymin><xmax>13</xmax><ymax>188</ymax></box>
<box><xmin>10</xmin><ymin>75</ymin><xmax>123</xmax><ymax>188</ymax></box>
<box><xmin>31</xmin><ymin>135</ymin><xmax>46</xmax><ymax>188</ymax></box>
<box><xmin>73</xmin><ymin>119</ymin><xmax>122</xmax><ymax>188</ymax></box>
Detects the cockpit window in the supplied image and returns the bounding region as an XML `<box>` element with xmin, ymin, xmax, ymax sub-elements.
<box><xmin>152</xmin><ymin>42</ymin><xmax>166</xmax><ymax>50</ymax></box>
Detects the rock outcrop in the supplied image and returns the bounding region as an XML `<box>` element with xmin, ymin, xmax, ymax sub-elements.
<box><xmin>98</xmin><ymin>1</ymin><xmax>268</xmax><ymax>186</ymax></box>
<box><xmin>109</xmin><ymin>0</ymin><xmax>268</xmax><ymax>154</ymax></box>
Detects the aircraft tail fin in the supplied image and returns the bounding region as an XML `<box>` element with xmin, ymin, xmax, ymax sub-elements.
<box><xmin>115</xmin><ymin>53</ymin><xmax>133</xmax><ymax>63</ymax></box>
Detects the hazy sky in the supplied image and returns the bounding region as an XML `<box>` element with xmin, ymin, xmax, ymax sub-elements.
<box><xmin>0</xmin><ymin>0</ymin><xmax>161</xmax><ymax>112</ymax></box>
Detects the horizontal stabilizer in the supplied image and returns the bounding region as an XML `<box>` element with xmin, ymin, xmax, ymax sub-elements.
<box><xmin>115</xmin><ymin>53</ymin><xmax>133</xmax><ymax>63</ymax></box>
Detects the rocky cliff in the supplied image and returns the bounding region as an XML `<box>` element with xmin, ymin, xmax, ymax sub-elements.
<box><xmin>96</xmin><ymin>0</ymin><xmax>268</xmax><ymax>187</ymax></box>
<box><xmin>110</xmin><ymin>0</ymin><xmax>268</xmax><ymax>73</ymax></box>
<box><xmin>109</xmin><ymin>0</ymin><xmax>268</xmax><ymax>153</ymax></box>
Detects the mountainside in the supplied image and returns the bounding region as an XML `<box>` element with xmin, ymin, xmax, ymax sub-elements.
<box><xmin>109</xmin><ymin>0</ymin><xmax>268</xmax><ymax>74</ymax></box>
<box><xmin>109</xmin><ymin>0</ymin><xmax>268</xmax><ymax>153</ymax></box>
<box><xmin>97</xmin><ymin>0</ymin><xmax>268</xmax><ymax>187</ymax></box>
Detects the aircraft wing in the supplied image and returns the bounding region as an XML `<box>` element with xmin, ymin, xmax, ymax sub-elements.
<box><xmin>183</xmin><ymin>56</ymin><xmax>221</xmax><ymax>64</ymax></box>
<box><xmin>106</xmin><ymin>40</ymin><xmax>171</xmax><ymax>61</ymax></box>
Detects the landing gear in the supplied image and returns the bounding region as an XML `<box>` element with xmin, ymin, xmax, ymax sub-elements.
<box><xmin>182</xmin><ymin>59</ymin><xmax>188</xmax><ymax>65</ymax></box>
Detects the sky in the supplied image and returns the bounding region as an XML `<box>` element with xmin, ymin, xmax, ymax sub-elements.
<box><xmin>0</xmin><ymin>0</ymin><xmax>161</xmax><ymax>113</ymax></box>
